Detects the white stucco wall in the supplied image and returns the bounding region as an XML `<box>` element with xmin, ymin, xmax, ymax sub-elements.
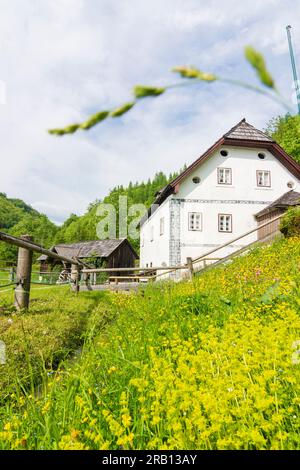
<box><xmin>140</xmin><ymin>198</ymin><xmax>170</xmax><ymax>268</ymax></box>
<box><xmin>140</xmin><ymin>144</ymin><xmax>300</xmax><ymax>270</ymax></box>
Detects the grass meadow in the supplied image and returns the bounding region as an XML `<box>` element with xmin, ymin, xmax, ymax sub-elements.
<box><xmin>0</xmin><ymin>237</ymin><xmax>299</xmax><ymax>450</ymax></box>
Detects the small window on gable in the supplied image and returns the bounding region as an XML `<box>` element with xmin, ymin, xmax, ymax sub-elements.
<box><xmin>220</xmin><ymin>149</ymin><xmax>228</xmax><ymax>157</ymax></box>
<box><xmin>257</xmin><ymin>170</ymin><xmax>271</xmax><ymax>187</ymax></box>
<box><xmin>218</xmin><ymin>214</ymin><xmax>232</xmax><ymax>233</ymax></box>
<box><xmin>218</xmin><ymin>168</ymin><xmax>232</xmax><ymax>185</ymax></box>
<box><xmin>258</xmin><ymin>152</ymin><xmax>265</xmax><ymax>159</ymax></box>
<box><xmin>160</xmin><ymin>217</ymin><xmax>164</xmax><ymax>236</ymax></box>
<box><xmin>192</xmin><ymin>176</ymin><xmax>201</xmax><ymax>184</ymax></box>
<box><xmin>188</xmin><ymin>212</ymin><xmax>202</xmax><ymax>231</ymax></box>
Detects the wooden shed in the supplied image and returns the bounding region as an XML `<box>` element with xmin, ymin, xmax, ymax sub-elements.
<box><xmin>255</xmin><ymin>190</ymin><xmax>300</xmax><ymax>240</ymax></box>
<box><xmin>37</xmin><ymin>238</ymin><xmax>139</xmax><ymax>274</ymax></box>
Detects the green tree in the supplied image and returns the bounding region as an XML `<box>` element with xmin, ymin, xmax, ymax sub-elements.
<box><xmin>265</xmin><ymin>114</ymin><xmax>300</xmax><ymax>164</ymax></box>
<box><xmin>54</xmin><ymin>169</ymin><xmax>184</xmax><ymax>253</ymax></box>
<box><xmin>0</xmin><ymin>214</ymin><xmax>58</xmax><ymax>262</ymax></box>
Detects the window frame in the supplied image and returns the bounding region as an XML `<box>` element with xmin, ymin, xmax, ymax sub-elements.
<box><xmin>217</xmin><ymin>167</ymin><xmax>232</xmax><ymax>185</ymax></box>
<box><xmin>150</xmin><ymin>226</ymin><xmax>154</xmax><ymax>242</ymax></box>
<box><xmin>218</xmin><ymin>213</ymin><xmax>232</xmax><ymax>233</ymax></box>
<box><xmin>188</xmin><ymin>212</ymin><xmax>202</xmax><ymax>231</ymax></box>
<box><xmin>160</xmin><ymin>217</ymin><xmax>165</xmax><ymax>236</ymax></box>
<box><xmin>256</xmin><ymin>170</ymin><xmax>271</xmax><ymax>188</ymax></box>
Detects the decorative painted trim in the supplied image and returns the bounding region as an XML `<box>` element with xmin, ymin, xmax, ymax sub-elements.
<box><xmin>176</xmin><ymin>198</ymin><xmax>272</xmax><ymax>205</ymax></box>
<box><xmin>169</xmin><ymin>199</ymin><xmax>181</xmax><ymax>267</ymax></box>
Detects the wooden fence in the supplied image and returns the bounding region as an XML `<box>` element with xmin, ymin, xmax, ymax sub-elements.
<box><xmin>0</xmin><ymin>214</ymin><xmax>283</xmax><ymax>309</ymax></box>
<box><xmin>0</xmin><ymin>232</ymin><xmax>90</xmax><ymax>310</ymax></box>
<box><xmin>80</xmin><ymin>214</ymin><xmax>283</xmax><ymax>284</ymax></box>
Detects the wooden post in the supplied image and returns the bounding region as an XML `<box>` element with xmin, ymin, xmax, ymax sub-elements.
<box><xmin>14</xmin><ymin>235</ymin><xmax>33</xmax><ymax>310</ymax></box>
<box><xmin>9</xmin><ymin>266</ymin><xmax>15</xmax><ymax>282</ymax></box>
<box><xmin>71</xmin><ymin>263</ymin><xmax>81</xmax><ymax>293</ymax></box>
<box><xmin>186</xmin><ymin>257</ymin><xmax>194</xmax><ymax>280</ymax></box>
<box><xmin>84</xmin><ymin>272</ymin><xmax>92</xmax><ymax>291</ymax></box>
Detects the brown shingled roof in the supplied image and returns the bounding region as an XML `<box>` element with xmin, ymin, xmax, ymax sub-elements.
<box><xmin>37</xmin><ymin>239</ymin><xmax>138</xmax><ymax>262</ymax></box>
<box><xmin>255</xmin><ymin>190</ymin><xmax>300</xmax><ymax>218</ymax></box>
<box><xmin>224</xmin><ymin>118</ymin><xmax>274</xmax><ymax>142</ymax></box>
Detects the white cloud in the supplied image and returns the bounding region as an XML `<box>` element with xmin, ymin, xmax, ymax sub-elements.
<box><xmin>0</xmin><ymin>0</ymin><xmax>299</xmax><ymax>223</ymax></box>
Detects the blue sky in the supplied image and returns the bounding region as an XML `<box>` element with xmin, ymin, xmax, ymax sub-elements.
<box><xmin>0</xmin><ymin>0</ymin><xmax>299</xmax><ymax>224</ymax></box>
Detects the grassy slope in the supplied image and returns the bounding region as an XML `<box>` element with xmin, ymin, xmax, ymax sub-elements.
<box><xmin>0</xmin><ymin>237</ymin><xmax>299</xmax><ymax>450</ymax></box>
<box><xmin>0</xmin><ymin>287</ymin><xmax>108</xmax><ymax>402</ymax></box>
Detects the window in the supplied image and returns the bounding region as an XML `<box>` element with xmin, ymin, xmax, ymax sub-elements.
<box><xmin>257</xmin><ymin>170</ymin><xmax>271</xmax><ymax>187</ymax></box>
<box><xmin>287</xmin><ymin>181</ymin><xmax>295</xmax><ymax>189</ymax></box>
<box><xmin>218</xmin><ymin>168</ymin><xmax>232</xmax><ymax>185</ymax></box>
<box><xmin>150</xmin><ymin>262</ymin><xmax>153</xmax><ymax>268</ymax></box>
<box><xmin>160</xmin><ymin>217</ymin><xmax>164</xmax><ymax>236</ymax></box>
<box><xmin>220</xmin><ymin>149</ymin><xmax>228</xmax><ymax>157</ymax></box>
<box><xmin>188</xmin><ymin>212</ymin><xmax>202</xmax><ymax>231</ymax></box>
<box><xmin>150</xmin><ymin>226</ymin><xmax>154</xmax><ymax>242</ymax></box>
<box><xmin>192</xmin><ymin>176</ymin><xmax>201</xmax><ymax>184</ymax></box>
<box><xmin>218</xmin><ymin>214</ymin><xmax>232</xmax><ymax>233</ymax></box>
<box><xmin>258</xmin><ymin>152</ymin><xmax>265</xmax><ymax>160</ymax></box>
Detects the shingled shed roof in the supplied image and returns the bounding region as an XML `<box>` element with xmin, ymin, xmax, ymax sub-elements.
<box><xmin>255</xmin><ymin>190</ymin><xmax>300</xmax><ymax>218</ymax></box>
<box><xmin>38</xmin><ymin>239</ymin><xmax>138</xmax><ymax>262</ymax></box>
<box><xmin>224</xmin><ymin>118</ymin><xmax>274</xmax><ymax>142</ymax></box>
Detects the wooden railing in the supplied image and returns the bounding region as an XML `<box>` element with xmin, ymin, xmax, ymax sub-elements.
<box><xmin>80</xmin><ymin>214</ymin><xmax>283</xmax><ymax>284</ymax></box>
<box><xmin>0</xmin><ymin>232</ymin><xmax>91</xmax><ymax>310</ymax></box>
<box><xmin>0</xmin><ymin>214</ymin><xmax>283</xmax><ymax>307</ymax></box>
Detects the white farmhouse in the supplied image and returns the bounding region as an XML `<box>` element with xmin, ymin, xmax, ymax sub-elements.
<box><xmin>140</xmin><ymin>119</ymin><xmax>300</xmax><ymax>272</ymax></box>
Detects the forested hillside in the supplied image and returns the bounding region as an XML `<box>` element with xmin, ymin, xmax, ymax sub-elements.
<box><xmin>0</xmin><ymin>170</ymin><xmax>182</xmax><ymax>260</ymax></box>
<box><xmin>54</xmin><ymin>169</ymin><xmax>184</xmax><ymax>252</ymax></box>
<box><xmin>0</xmin><ymin>193</ymin><xmax>58</xmax><ymax>262</ymax></box>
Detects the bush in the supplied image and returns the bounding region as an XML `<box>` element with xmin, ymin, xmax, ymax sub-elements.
<box><xmin>280</xmin><ymin>206</ymin><xmax>300</xmax><ymax>237</ymax></box>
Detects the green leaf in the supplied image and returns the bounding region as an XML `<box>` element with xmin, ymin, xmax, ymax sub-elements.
<box><xmin>48</xmin><ymin>128</ymin><xmax>67</xmax><ymax>136</ymax></box>
<box><xmin>244</xmin><ymin>46</ymin><xmax>275</xmax><ymax>88</ymax></box>
<box><xmin>220</xmin><ymin>297</ymin><xmax>231</xmax><ymax>305</ymax></box>
<box><xmin>172</xmin><ymin>66</ymin><xmax>217</xmax><ymax>82</ymax></box>
<box><xmin>79</xmin><ymin>111</ymin><xmax>110</xmax><ymax>130</ymax></box>
<box><xmin>110</xmin><ymin>102</ymin><xmax>135</xmax><ymax>117</ymax></box>
<box><xmin>260</xmin><ymin>282</ymin><xmax>281</xmax><ymax>304</ymax></box>
<box><xmin>63</xmin><ymin>124</ymin><xmax>80</xmax><ymax>134</ymax></box>
<box><xmin>133</xmin><ymin>85</ymin><xmax>165</xmax><ymax>99</ymax></box>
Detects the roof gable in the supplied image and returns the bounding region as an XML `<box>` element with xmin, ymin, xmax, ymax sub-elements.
<box><xmin>163</xmin><ymin>119</ymin><xmax>300</xmax><ymax>199</ymax></box>
<box><xmin>224</xmin><ymin>118</ymin><xmax>274</xmax><ymax>142</ymax></box>
<box><xmin>140</xmin><ymin>119</ymin><xmax>300</xmax><ymax>226</ymax></box>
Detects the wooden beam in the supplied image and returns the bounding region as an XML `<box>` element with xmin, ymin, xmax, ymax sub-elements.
<box><xmin>81</xmin><ymin>265</ymin><xmax>187</xmax><ymax>273</ymax></box>
<box><xmin>0</xmin><ymin>231</ymin><xmax>83</xmax><ymax>266</ymax></box>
